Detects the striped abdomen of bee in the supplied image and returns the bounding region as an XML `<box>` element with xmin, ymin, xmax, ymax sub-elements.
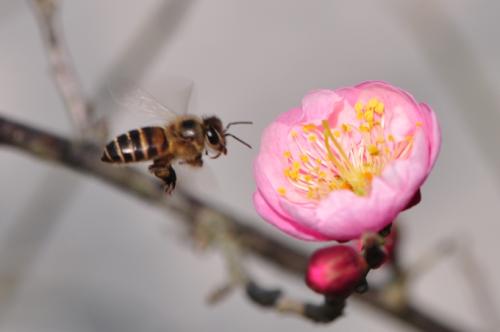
<box><xmin>101</xmin><ymin>127</ymin><xmax>169</xmax><ymax>163</ymax></box>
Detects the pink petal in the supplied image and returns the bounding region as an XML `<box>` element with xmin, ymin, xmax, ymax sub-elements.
<box><xmin>301</xmin><ymin>90</ymin><xmax>343</xmax><ymax>122</ymax></box>
<box><xmin>253</xmin><ymin>191</ymin><xmax>326</xmax><ymax>241</ymax></box>
<box><xmin>419</xmin><ymin>102</ymin><xmax>441</xmax><ymax>169</ymax></box>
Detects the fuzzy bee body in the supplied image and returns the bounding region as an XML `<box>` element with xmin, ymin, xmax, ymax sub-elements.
<box><xmin>101</xmin><ymin>89</ymin><xmax>251</xmax><ymax>194</ymax></box>
<box><xmin>102</xmin><ymin>126</ymin><xmax>169</xmax><ymax>163</ymax></box>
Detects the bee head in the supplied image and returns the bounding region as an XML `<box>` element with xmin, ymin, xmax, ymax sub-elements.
<box><xmin>203</xmin><ymin>116</ymin><xmax>253</xmax><ymax>159</ymax></box>
<box><xmin>203</xmin><ymin>116</ymin><xmax>227</xmax><ymax>158</ymax></box>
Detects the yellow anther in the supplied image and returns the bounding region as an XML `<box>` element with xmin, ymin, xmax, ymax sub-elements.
<box><xmin>333</xmin><ymin>129</ymin><xmax>341</xmax><ymax>138</ymax></box>
<box><xmin>291</xmin><ymin>130</ymin><xmax>298</xmax><ymax>138</ymax></box>
<box><xmin>359</xmin><ymin>123</ymin><xmax>371</xmax><ymax>132</ymax></box>
<box><xmin>376</xmin><ymin>136</ymin><xmax>385</xmax><ymax>144</ymax></box>
<box><xmin>277</xmin><ymin>187</ymin><xmax>286</xmax><ymax>196</ymax></box>
<box><xmin>341</xmin><ymin>123</ymin><xmax>351</xmax><ymax>133</ymax></box>
<box><xmin>364</xmin><ymin>110</ymin><xmax>374</xmax><ymax>123</ymax></box>
<box><xmin>341</xmin><ymin>181</ymin><xmax>352</xmax><ymax>190</ymax></box>
<box><xmin>368</xmin><ymin>98</ymin><xmax>378</xmax><ymax>108</ymax></box>
<box><xmin>292</xmin><ymin>161</ymin><xmax>301</xmax><ymax>170</ymax></box>
<box><xmin>289</xmin><ymin>170</ymin><xmax>299</xmax><ymax>181</ymax></box>
<box><xmin>416</xmin><ymin>121</ymin><xmax>423</xmax><ymax>127</ymax></box>
<box><xmin>283</xmin><ymin>150</ymin><xmax>292</xmax><ymax>159</ymax></box>
<box><xmin>307</xmin><ymin>187</ymin><xmax>316</xmax><ymax>199</ymax></box>
<box><xmin>367</xmin><ymin>144</ymin><xmax>379</xmax><ymax>156</ymax></box>
<box><xmin>300</xmin><ymin>154</ymin><xmax>309</xmax><ymax>163</ymax></box>
<box><xmin>354</xmin><ymin>101</ymin><xmax>364</xmax><ymax>113</ymax></box>
<box><xmin>375</xmin><ymin>102</ymin><xmax>385</xmax><ymax>115</ymax></box>
<box><xmin>308</xmin><ymin>134</ymin><xmax>317</xmax><ymax>142</ymax></box>
<box><xmin>356</xmin><ymin>109</ymin><xmax>363</xmax><ymax>120</ymax></box>
<box><xmin>302</xmin><ymin>124</ymin><xmax>316</xmax><ymax>132</ymax></box>
<box><xmin>318</xmin><ymin>171</ymin><xmax>327</xmax><ymax>179</ymax></box>
<box><xmin>283</xmin><ymin>167</ymin><xmax>291</xmax><ymax>177</ymax></box>
<box><xmin>304</xmin><ymin>174</ymin><xmax>312</xmax><ymax>182</ymax></box>
<box><xmin>388</xmin><ymin>134</ymin><xmax>395</xmax><ymax>142</ymax></box>
<box><xmin>316</xmin><ymin>158</ymin><xmax>322</xmax><ymax>165</ymax></box>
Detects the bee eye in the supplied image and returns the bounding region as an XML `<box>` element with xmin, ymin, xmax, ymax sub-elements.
<box><xmin>207</xmin><ymin>128</ymin><xmax>219</xmax><ymax>145</ymax></box>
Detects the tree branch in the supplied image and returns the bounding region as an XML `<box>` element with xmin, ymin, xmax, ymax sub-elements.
<box><xmin>0</xmin><ymin>114</ymin><xmax>465</xmax><ymax>332</ymax></box>
<box><xmin>30</xmin><ymin>0</ymin><xmax>94</xmax><ymax>136</ymax></box>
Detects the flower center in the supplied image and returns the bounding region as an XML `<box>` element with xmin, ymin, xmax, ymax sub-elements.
<box><xmin>277</xmin><ymin>98</ymin><xmax>419</xmax><ymax>200</ymax></box>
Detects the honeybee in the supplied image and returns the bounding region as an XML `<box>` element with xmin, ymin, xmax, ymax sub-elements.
<box><xmin>101</xmin><ymin>87</ymin><xmax>252</xmax><ymax>194</ymax></box>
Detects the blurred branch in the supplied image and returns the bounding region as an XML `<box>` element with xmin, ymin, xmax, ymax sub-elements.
<box><xmin>29</xmin><ymin>0</ymin><xmax>93</xmax><ymax>136</ymax></box>
<box><xmin>0</xmin><ymin>114</ymin><xmax>465</xmax><ymax>332</ymax></box>
<box><xmin>196</xmin><ymin>208</ymin><xmax>345</xmax><ymax>323</ymax></box>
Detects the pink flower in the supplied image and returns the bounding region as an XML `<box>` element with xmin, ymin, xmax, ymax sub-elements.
<box><xmin>253</xmin><ymin>81</ymin><xmax>440</xmax><ymax>241</ymax></box>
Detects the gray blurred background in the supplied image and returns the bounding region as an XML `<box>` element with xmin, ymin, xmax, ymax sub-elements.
<box><xmin>1</xmin><ymin>1</ymin><xmax>500</xmax><ymax>331</ymax></box>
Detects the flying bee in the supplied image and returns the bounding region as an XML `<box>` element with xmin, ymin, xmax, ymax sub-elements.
<box><xmin>101</xmin><ymin>87</ymin><xmax>252</xmax><ymax>194</ymax></box>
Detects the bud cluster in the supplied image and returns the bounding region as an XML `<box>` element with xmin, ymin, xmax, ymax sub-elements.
<box><xmin>306</xmin><ymin>225</ymin><xmax>399</xmax><ymax>298</ymax></box>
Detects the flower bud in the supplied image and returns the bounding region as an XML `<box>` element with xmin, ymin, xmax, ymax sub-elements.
<box><xmin>305</xmin><ymin>245</ymin><xmax>367</xmax><ymax>298</ymax></box>
<box><xmin>357</xmin><ymin>225</ymin><xmax>399</xmax><ymax>268</ymax></box>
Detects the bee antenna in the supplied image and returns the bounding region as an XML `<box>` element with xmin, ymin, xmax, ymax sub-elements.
<box><xmin>225</xmin><ymin>133</ymin><xmax>252</xmax><ymax>149</ymax></box>
<box><xmin>225</xmin><ymin>121</ymin><xmax>253</xmax><ymax>131</ymax></box>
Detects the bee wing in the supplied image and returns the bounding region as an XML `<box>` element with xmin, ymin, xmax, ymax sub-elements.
<box><xmin>108</xmin><ymin>86</ymin><xmax>180</xmax><ymax>122</ymax></box>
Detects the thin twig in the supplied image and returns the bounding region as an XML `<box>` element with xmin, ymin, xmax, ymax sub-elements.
<box><xmin>0</xmin><ymin>114</ymin><xmax>465</xmax><ymax>332</ymax></box>
<box><xmin>195</xmin><ymin>208</ymin><xmax>345</xmax><ymax>323</ymax></box>
<box><xmin>30</xmin><ymin>0</ymin><xmax>93</xmax><ymax>136</ymax></box>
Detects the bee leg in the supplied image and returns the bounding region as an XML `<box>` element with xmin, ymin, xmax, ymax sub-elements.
<box><xmin>149</xmin><ymin>164</ymin><xmax>176</xmax><ymax>194</ymax></box>
<box><xmin>160</xmin><ymin>165</ymin><xmax>177</xmax><ymax>194</ymax></box>
<box><xmin>184</xmin><ymin>154</ymin><xmax>203</xmax><ymax>167</ymax></box>
<box><xmin>149</xmin><ymin>158</ymin><xmax>177</xmax><ymax>194</ymax></box>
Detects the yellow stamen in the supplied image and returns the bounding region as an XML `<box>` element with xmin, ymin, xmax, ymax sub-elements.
<box><xmin>368</xmin><ymin>98</ymin><xmax>378</xmax><ymax>109</ymax></box>
<box><xmin>354</xmin><ymin>101</ymin><xmax>364</xmax><ymax>113</ymax></box>
<box><xmin>359</xmin><ymin>123</ymin><xmax>371</xmax><ymax>132</ymax></box>
<box><xmin>341</xmin><ymin>123</ymin><xmax>351</xmax><ymax>133</ymax></box>
<box><xmin>367</xmin><ymin>144</ymin><xmax>379</xmax><ymax>156</ymax></box>
<box><xmin>280</xmin><ymin>98</ymin><xmax>414</xmax><ymax>201</ymax></box>
<box><xmin>307</xmin><ymin>187</ymin><xmax>316</xmax><ymax>199</ymax></box>
<box><xmin>277</xmin><ymin>187</ymin><xmax>286</xmax><ymax>196</ymax></box>
<box><xmin>322</xmin><ymin>120</ymin><xmax>353</xmax><ymax>171</ymax></box>
<box><xmin>364</xmin><ymin>110</ymin><xmax>374</xmax><ymax>123</ymax></box>
<box><xmin>289</xmin><ymin>170</ymin><xmax>299</xmax><ymax>181</ymax></box>
<box><xmin>302</xmin><ymin>124</ymin><xmax>316</xmax><ymax>132</ymax></box>
<box><xmin>375</xmin><ymin>102</ymin><xmax>385</xmax><ymax>115</ymax></box>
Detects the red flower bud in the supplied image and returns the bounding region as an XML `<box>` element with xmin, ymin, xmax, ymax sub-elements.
<box><xmin>305</xmin><ymin>245</ymin><xmax>367</xmax><ymax>298</ymax></box>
